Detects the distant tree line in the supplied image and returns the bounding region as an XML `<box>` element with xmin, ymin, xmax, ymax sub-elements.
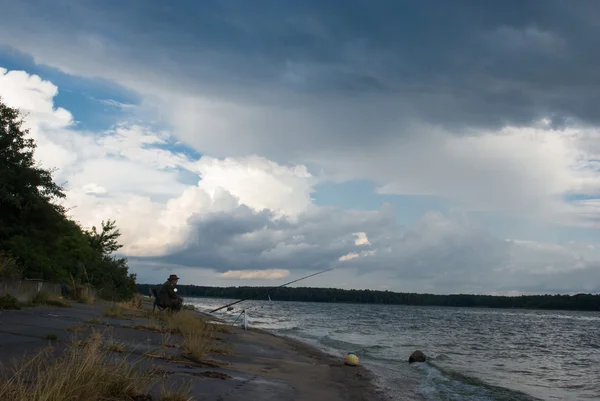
<box><xmin>137</xmin><ymin>284</ymin><xmax>600</xmax><ymax>311</ymax></box>
<box><xmin>0</xmin><ymin>98</ymin><xmax>136</xmax><ymax>300</ymax></box>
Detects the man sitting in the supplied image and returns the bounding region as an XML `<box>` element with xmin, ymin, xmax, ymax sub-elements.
<box><xmin>158</xmin><ymin>274</ymin><xmax>184</xmax><ymax>311</ymax></box>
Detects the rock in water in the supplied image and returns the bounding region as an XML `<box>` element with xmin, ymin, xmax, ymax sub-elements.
<box><xmin>408</xmin><ymin>350</ymin><xmax>426</xmax><ymax>363</ymax></box>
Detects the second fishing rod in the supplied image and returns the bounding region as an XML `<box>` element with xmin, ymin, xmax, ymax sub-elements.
<box><xmin>209</xmin><ymin>267</ymin><xmax>335</xmax><ymax>314</ymax></box>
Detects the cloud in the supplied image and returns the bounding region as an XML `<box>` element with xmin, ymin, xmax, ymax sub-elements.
<box><xmin>3</xmin><ymin>2</ymin><xmax>600</xmax><ymax>227</ymax></box>
<box><xmin>3</xmin><ymin>0</ymin><xmax>600</xmax><ymax>297</ymax></box>
<box><xmin>4</xmin><ymin>62</ymin><xmax>598</xmax><ymax>294</ymax></box>
<box><xmin>353</xmin><ymin>232</ymin><xmax>370</xmax><ymax>246</ymax></box>
<box><xmin>221</xmin><ymin>269</ymin><xmax>290</xmax><ymax>280</ymax></box>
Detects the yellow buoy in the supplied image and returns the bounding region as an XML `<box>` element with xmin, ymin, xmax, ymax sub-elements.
<box><xmin>344</xmin><ymin>353</ymin><xmax>359</xmax><ymax>366</ymax></box>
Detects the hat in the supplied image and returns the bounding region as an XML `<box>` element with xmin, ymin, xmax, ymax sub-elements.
<box><xmin>168</xmin><ymin>274</ymin><xmax>180</xmax><ymax>281</ymax></box>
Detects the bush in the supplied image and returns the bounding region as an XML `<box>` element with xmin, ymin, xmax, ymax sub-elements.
<box><xmin>0</xmin><ymin>294</ymin><xmax>20</xmax><ymax>310</ymax></box>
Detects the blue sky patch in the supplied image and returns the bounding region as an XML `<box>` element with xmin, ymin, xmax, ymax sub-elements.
<box><xmin>0</xmin><ymin>47</ymin><xmax>140</xmax><ymax>131</ymax></box>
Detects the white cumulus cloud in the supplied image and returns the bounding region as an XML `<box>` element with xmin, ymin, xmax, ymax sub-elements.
<box><xmin>3</xmin><ymin>66</ymin><xmax>600</xmax><ymax>295</ymax></box>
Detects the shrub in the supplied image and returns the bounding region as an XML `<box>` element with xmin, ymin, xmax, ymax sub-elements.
<box><xmin>0</xmin><ymin>294</ymin><xmax>21</xmax><ymax>310</ymax></box>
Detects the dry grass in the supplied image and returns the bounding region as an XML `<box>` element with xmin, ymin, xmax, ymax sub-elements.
<box><xmin>143</xmin><ymin>351</ymin><xmax>174</xmax><ymax>362</ymax></box>
<box><xmin>77</xmin><ymin>293</ymin><xmax>95</xmax><ymax>305</ymax></box>
<box><xmin>165</xmin><ymin>311</ymin><xmax>212</xmax><ymax>361</ymax></box>
<box><xmin>103</xmin><ymin>302</ymin><xmax>140</xmax><ymax>318</ymax></box>
<box><xmin>130</xmin><ymin>293</ymin><xmax>144</xmax><ymax>309</ymax></box>
<box><xmin>123</xmin><ymin>316</ymin><xmax>163</xmax><ymax>333</ymax></box>
<box><xmin>31</xmin><ymin>292</ymin><xmax>71</xmax><ymax>308</ymax></box>
<box><xmin>67</xmin><ymin>323</ymin><xmax>89</xmax><ymax>333</ymax></box>
<box><xmin>209</xmin><ymin>323</ymin><xmax>232</xmax><ymax>334</ymax></box>
<box><xmin>159</xmin><ymin>381</ymin><xmax>193</xmax><ymax>401</ymax></box>
<box><xmin>135</xmin><ymin>307</ymin><xmax>156</xmax><ymax>319</ymax></box>
<box><xmin>0</xmin><ymin>331</ymin><xmax>154</xmax><ymax>401</ymax></box>
<box><xmin>104</xmin><ymin>342</ymin><xmax>126</xmax><ymax>353</ymax></box>
<box><xmin>161</xmin><ymin>330</ymin><xmax>173</xmax><ymax>348</ymax></box>
<box><xmin>207</xmin><ymin>345</ymin><xmax>231</xmax><ymax>355</ymax></box>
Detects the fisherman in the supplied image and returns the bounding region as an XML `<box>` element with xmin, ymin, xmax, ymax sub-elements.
<box><xmin>158</xmin><ymin>274</ymin><xmax>183</xmax><ymax>311</ymax></box>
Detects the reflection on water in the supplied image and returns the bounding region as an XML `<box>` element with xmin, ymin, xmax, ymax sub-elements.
<box><xmin>190</xmin><ymin>298</ymin><xmax>600</xmax><ymax>401</ymax></box>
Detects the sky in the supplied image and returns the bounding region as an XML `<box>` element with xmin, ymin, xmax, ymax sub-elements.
<box><xmin>1</xmin><ymin>0</ymin><xmax>600</xmax><ymax>295</ymax></box>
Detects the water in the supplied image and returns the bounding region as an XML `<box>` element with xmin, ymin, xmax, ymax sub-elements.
<box><xmin>188</xmin><ymin>298</ymin><xmax>600</xmax><ymax>401</ymax></box>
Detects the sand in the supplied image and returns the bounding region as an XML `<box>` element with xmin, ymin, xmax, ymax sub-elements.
<box><xmin>0</xmin><ymin>302</ymin><xmax>389</xmax><ymax>401</ymax></box>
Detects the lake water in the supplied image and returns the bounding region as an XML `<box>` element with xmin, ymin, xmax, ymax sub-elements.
<box><xmin>187</xmin><ymin>298</ymin><xmax>600</xmax><ymax>401</ymax></box>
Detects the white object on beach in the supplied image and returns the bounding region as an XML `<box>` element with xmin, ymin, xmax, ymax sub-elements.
<box><xmin>242</xmin><ymin>309</ymin><xmax>248</xmax><ymax>330</ymax></box>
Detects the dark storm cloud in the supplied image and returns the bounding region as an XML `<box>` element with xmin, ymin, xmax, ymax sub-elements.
<box><xmin>126</xmin><ymin>205</ymin><xmax>599</xmax><ymax>294</ymax></box>
<box><xmin>2</xmin><ymin>0</ymin><xmax>600</xmax><ymax>130</ymax></box>
<box><xmin>134</xmin><ymin>204</ymin><xmax>399</xmax><ymax>273</ymax></box>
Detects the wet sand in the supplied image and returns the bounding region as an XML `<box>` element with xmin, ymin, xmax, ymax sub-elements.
<box><xmin>0</xmin><ymin>302</ymin><xmax>389</xmax><ymax>401</ymax></box>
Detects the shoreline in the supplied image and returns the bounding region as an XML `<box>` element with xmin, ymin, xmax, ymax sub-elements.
<box><xmin>242</xmin><ymin>326</ymin><xmax>389</xmax><ymax>401</ymax></box>
<box><xmin>0</xmin><ymin>301</ymin><xmax>390</xmax><ymax>401</ymax></box>
<box><xmin>198</xmin><ymin>311</ymin><xmax>390</xmax><ymax>401</ymax></box>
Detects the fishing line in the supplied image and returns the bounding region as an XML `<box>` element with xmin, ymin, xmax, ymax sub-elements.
<box><xmin>209</xmin><ymin>267</ymin><xmax>336</xmax><ymax>314</ymax></box>
<box><xmin>232</xmin><ymin>309</ymin><xmax>245</xmax><ymax>326</ymax></box>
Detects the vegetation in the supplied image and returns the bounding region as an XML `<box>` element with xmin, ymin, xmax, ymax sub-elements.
<box><xmin>31</xmin><ymin>291</ymin><xmax>71</xmax><ymax>308</ymax></box>
<box><xmin>136</xmin><ymin>284</ymin><xmax>600</xmax><ymax>312</ymax></box>
<box><xmin>0</xmin><ymin>98</ymin><xmax>136</xmax><ymax>300</ymax></box>
<box><xmin>159</xmin><ymin>382</ymin><xmax>193</xmax><ymax>401</ymax></box>
<box><xmin>0</xmin><ymin>294</ymin><xmax>20</xmax><ymax>310</ymax></box>
<box><xmin>77</xmin><ymin>291</ymin><xmax>95</xmax><ymax>305</ymax></box>
<box><xmin>103</xmin><ymin>301</ymin><xmax>140</xmax><ymax>318</ymax></box>
<box><xmin>164</xmin><ymin>311</ymin><xmax>212</xmax><ymax>361</ymax></box>
<box><xmin>0</xmin><ymin>331</ymin><xmax>153</xmax><ymax>401</ymax></box>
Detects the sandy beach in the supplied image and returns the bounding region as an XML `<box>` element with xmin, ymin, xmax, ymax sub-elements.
<box><xmin>0</xmin><ymin>302</ymin><xmax>389</xmax><ymax>401</ymax></box>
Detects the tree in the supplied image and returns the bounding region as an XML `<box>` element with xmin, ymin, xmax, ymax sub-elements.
<box><xmin>136</xmin><ymin>284</ymin><xmax>600</xmax><ymax>312</ymax></box>
<box><xmin>0</xmin><ymin>97</ymin><xmax>137</xmax><ymax>300</ymax></box>
<box><xmin>0</xmin><ymin>99</ymin><xmax>65</xmax><ymax>235</ymax></box>
<box><xmin>86</xmin><ymin>220</ymin><xmax>123</xmax><ymax>255</ymax></box>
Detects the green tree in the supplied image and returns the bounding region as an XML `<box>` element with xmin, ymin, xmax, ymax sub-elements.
<box><xmin>0</xmin><ymin>97</ymin><xmax>137</xmax><ymax>300</ymax></box>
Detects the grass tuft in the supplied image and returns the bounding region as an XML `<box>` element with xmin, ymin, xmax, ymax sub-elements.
<box><xmin>77</xmin><ymin>292</ymin><xmax>95</xmax><ymax>305</ymax></box>
<box><xmin>209</xmin><ymin>323</ymin><xmax>232</xmax><ymax>334</ymax></box>
<box><xmin>45</xmin><ymin>333</ymin><xmax>58</xmax><ymax>341</ymax></box>
<box><xmin>67</xmin><ymin>323</ymin><xmax>89</xmax><ymax>333</ymax></box>
<box><xmin>104</xmin><ymin>342</ymin><xmax>126</xmax><ymax>353</ymax></box>
<box><xmin>0</xmin><ymin>294</ymin><xmax>21</xmax><ymax>310</ymax></box>
<box><xmin>32</xmin><ymin>292</ymin><xmax>71</xmax><ymax>308</ymax></box>
<box><xmin>130</xmin><ymin>293</ymin><xmax>143</xmax><ymax>309</ymax></box>
<box><xmin>103</xmin><ymin>302</ymin><xmax>131</xmax><ymax>318</ymax></box>
<box><xmin>165</xmin><ymin>311</ymin><xmax>212</xmax><ymax>361</ymax></box>
<box><xmin>159</xmin><ymin>381</ymin><xmax>193</xmax><ymax>401</ymax></box>
<box><xmin>0</xmin><ymin>331</ymin><xmax>154</xmax><ymax>401</ymax></box>
<box><xmin>208</xmin><ymin>345</ymin><xmax>231</xmax><ymax>355</ymax></box>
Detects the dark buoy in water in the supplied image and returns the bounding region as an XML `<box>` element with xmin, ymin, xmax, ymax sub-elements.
<box><xmin>409</xmin><ymin>350</ymin><xmax>426</xmax><ymax>363</ymax></box>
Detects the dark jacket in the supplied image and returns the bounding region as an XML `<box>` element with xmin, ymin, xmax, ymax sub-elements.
<box><xmin>158</xmin><ymin>280</ymin><xmax>179</xmax><ymax>306</ymax></box>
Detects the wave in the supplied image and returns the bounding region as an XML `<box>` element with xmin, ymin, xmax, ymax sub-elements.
<box><xmin>418</xmin><ymin>362</ymin><xmax>541</xmax><ymax>401</ymax></box>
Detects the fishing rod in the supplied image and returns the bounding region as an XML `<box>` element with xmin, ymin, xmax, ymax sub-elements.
<box><xmin>209</xmin><ymin>267</ymin><xmax>335</xmax><ymax>314</ymax></box>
